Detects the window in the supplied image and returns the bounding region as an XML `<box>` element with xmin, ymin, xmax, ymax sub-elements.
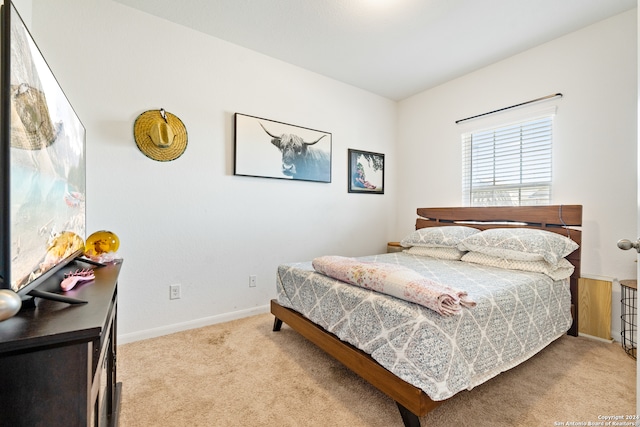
<box><xmin>462</xmin><ymin>115</ymin><xmax>553</xmax><ymax>206</ymax></box>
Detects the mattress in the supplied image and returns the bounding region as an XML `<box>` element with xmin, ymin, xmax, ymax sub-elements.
<box><xmin>276</xmin><ymin>252</ymin><xmax>572</xmax><ymax>401</ymax></box>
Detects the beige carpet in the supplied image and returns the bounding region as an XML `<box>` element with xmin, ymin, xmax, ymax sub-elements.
<box><xmin>118</xmin><ymin>313</ymin><xmax>636</xmax><ymax>426</ymax></box>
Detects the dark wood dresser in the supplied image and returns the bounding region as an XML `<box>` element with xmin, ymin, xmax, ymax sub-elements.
<box><xmin>0</xmin><ymin>260</ymin><xmax>122</xmax><ymax>427</ymax></box>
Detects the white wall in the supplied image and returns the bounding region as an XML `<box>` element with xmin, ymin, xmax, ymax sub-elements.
<box><xmin>397</xmin><ymin>10</ymin><xmax>638</xmax><ymax>340</ymax></box>
<box><xmin>30</xmin><ymin>0</ymin><xmax>397</xmax><ymax>342</ymax></box>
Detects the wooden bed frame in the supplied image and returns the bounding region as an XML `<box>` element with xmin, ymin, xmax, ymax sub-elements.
<box><xmin>271</xmin><ymin>205</ymin><xmax>582</xmax><ymax>427</ymax></box>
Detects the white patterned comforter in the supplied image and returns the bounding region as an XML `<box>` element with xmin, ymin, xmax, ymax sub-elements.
<box><xmin>276</xmin><ymin>252</ymin><xmax>572</xmax><ymax>401</ymax></box>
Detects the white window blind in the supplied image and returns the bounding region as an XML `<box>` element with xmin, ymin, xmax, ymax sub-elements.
<box><xmin>462</xmin><ymin>115</ymin><xmax>553</xmax><ymax>206</ymax></box>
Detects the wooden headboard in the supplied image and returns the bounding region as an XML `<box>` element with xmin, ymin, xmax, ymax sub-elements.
<box><xmin>415</xmin><ymin>205</ymin><xmax>582</xmax><ymax>336</ymax></box>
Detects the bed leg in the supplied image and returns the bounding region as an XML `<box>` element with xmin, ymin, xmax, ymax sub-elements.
<box><xmin>396</xmin><ymin>402</ymin><xmax>421</xmax><ymax>427</ymax></box>
<box><xmin>273</xmin><ymin>317</ymin><xmax>283</xmax><ymax>332</ymax></box>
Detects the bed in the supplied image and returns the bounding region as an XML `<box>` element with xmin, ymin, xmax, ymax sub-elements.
<box><xmin>271</xmin><ymin>205</ymin><xmax>582</xmax><ymax>427</ymax></box>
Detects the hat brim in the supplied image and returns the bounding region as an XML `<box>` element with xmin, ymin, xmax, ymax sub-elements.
<box><xmin>134</xmin><ymin>110</ymin><xmax>188</xmax><ymax>161</ymax></box>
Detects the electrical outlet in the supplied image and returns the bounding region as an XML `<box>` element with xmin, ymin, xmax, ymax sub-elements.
<box><xmin>170</xmin><ymin>284</ymin><xmax>181</xmax><ymax>300</ymax></box>
<box><xmin>249</xmin><ymin>275</ymin><xmax>257</xmax><ymax>288</ymax></box>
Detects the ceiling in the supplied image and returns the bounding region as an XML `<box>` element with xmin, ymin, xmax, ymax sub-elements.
<box><xmin>114</xmin><ymin>0</ymin><xmax>637</xmax><ymax>101</ymax></box>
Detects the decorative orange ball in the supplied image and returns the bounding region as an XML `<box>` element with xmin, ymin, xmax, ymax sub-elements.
<box><xmin>85</xmin><ymin>230</ymin><xmax>120</xmax><ymax>257</ymax></box>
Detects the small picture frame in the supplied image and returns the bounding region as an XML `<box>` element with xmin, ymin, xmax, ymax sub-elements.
<box><xmin>234</xmin><ymin>113</ymin><xmax>332</xmax><ymax>183</ymax></box>
<box><xmin>348</xmin><ymin>149</ymin><xmax>384</xmax><ymax>194</ymax></box>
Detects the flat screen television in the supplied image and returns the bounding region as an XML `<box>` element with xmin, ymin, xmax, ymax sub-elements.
<box><xmin>0</xmin><ymin>1</ymin><xmax>87</xmax><ymax>303</ymax></box>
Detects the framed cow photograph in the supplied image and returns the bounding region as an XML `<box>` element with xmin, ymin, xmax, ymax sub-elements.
<box><xmin>348</xmin><ymin>149</ymin><xmax>385</xmax><ymax>194</ymax></box>
<box><xmin>234</xmin><ymin>113</ymin><xmax>332</xmax><ymax>183</ymax></box>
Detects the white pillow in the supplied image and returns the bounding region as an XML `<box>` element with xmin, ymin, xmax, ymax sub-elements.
<box><xmin>457</xmin><ymin>228</ymin><xmax>578</xmax><ymax>265</ymax></box>
<box><xmin>460</xmin><ymin>251</ymin><xmax>575</xmax><ymax>281</ymax></box>
<box><xmin>404</xmin><ymin>246</ymin><xmax>466</xmax><ymax>261</ymax></box>
<box><xmin>401</xmin><ymin>226</ymin><xmax>480</xmax><ymax>248</ymax></box>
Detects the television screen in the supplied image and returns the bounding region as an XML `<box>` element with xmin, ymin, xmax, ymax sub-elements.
<box><xmin>0</xmin><ymin>2</ymin><xmax>86</xmax><ymax>294</ymax></box>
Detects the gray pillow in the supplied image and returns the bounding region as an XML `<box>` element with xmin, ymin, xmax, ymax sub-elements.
<box><xmin>461</xmin><ymin>251</ymin><xmax>575</xmax><ymax>281</ymax></box>
<box><xmin>457</xmin><ymin>228</ymin><xmax>579</xmax><ymax>265</ymax></box>
<box><xmin>404</xmin><ymin>246</ymin><xmax>466</xmax><ymax>260</ymax></box>
<box><xmin>401</xmin><ymin>226</ymin><xmax>480</xmax><ymax>248</ymax></box>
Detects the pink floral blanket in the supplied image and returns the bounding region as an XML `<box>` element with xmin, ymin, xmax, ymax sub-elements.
<box><xmin>312</xmin><ymin>255</ymin><xmax>476</xmax><ymax>316</ymax></box>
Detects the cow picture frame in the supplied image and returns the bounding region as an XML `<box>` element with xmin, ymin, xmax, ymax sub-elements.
<box><xmin>234</xmin><ymin>113</ymin><xmax>332</xmax><ymax>183</ymax></box>
<box><xmin>348</xmin><ymin>149</ymin><xmax>385</xmax><ymax>194</ymax></box>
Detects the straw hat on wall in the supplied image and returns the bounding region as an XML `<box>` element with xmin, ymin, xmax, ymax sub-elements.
<box><xmin>133</xmin><ymin>109</ymin><xmax>187</xmax><ymax>161</ymax></box>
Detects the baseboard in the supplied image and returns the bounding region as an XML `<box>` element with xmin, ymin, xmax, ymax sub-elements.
<box><xmin>117</xmin><ymin>304</ymin><xmax>270</xmax><ymax>344</ymax></box>
<box><xmin>578</xmin><ymin>332</ymin><xmax>615</xmax><ymax>344</ymax></box>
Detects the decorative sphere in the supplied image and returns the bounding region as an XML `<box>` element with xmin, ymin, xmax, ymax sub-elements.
<box><xmin>0</xmin><ymin>289</ymin><xmax>22</xmax><ymax>321</ymax></box>
<box><xmin>85</xmin><ymin>230</ymin><xmax>120</xmax><ymax>257</ymax></box>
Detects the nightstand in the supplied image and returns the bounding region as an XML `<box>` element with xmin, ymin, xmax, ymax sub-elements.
<box><xmin>387</xmin><ymin>242</ymin><xmax>403</xmax><ymax>253</ymax></box>
<box><xmin>578</xmin><ymin>277</ymin><xmax>612</xmax><ymax>341</ymax></box>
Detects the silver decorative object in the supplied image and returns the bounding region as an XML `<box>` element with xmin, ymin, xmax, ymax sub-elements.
<box><xmin>0</xmin><ymin>289</ymin><xmax>22</xmax><ymax>321</ymax></box>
